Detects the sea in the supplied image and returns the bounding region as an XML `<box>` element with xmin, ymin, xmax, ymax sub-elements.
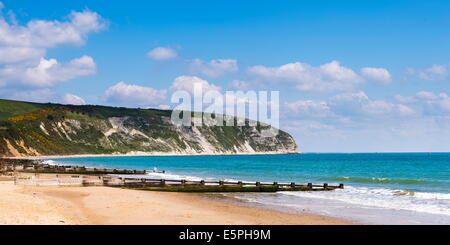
<box><xmin>44</xmin><ymin>153</ymin><xmax>450</xmax><ymax>225</ymax></box>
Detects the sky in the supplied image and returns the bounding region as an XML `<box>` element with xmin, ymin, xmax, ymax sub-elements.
<box><xmin>1</xmin><ymin>0</ymin><xmax>450</xmax><ymax>152</ymax></box>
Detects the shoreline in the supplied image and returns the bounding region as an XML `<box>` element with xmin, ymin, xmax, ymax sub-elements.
<box><xmin>4</xmin><ymin>151</ymin><xmax>300</xmax><ymax>160</ymax></box>
<box><xmin>0</xmin><ymin>181</ymin><xmax>352</xmax><ymax>225</ymax></box>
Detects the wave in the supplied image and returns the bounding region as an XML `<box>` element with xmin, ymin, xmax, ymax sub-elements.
<box><xmin>326</xmin><ymin>176</ymin><xmax>428</xmax><ymax>184</ymax></box>
<box><xmin>42</xmin><ymin>160</ymin><xmax>58</xmax><ymax>165</ymax></box>
<box><xmin>277</xmin><ymin>186</ymin><xmax>450</xmax><ymax>216</ymax></box>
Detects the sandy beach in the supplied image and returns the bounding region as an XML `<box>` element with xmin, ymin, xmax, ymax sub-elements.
<box><xmin>0</xmin><ymin>181</ymin><xmax>351</xmax><ymax>225</ymax></box>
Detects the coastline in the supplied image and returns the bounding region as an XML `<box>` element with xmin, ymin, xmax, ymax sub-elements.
<box><xmin>0</xmin><ymin>181</ymin><xmax>351</xmax><ymax>225</ymax></box>
<box><xmin>5</xmin><ymin>151</ymin><xmax>300</xmax><ymax>160</ymax></box>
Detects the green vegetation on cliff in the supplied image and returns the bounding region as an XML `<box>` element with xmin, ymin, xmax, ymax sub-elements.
<box><xmin>0</xmin><ymin>99</ymin><xmax>298</xmax><ymax>157</ymax></box>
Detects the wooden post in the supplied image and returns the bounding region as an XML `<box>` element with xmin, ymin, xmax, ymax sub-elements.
<box><xmin>102</xmin><ymin>177</ymin><xmax>108</xmax><ymax>186</ymax></box>
<box><xmin>273</xmin><ymin>182</ymin><xmax>278</xmax><ymax>189</ymax></box>
<box><xmin>323</xmin><ymin>183</ymin><xmax>328</xmax><ymax>189</ymax></box>
<box><xmin>307</xmin><ymin>183</ymin><xmax>313</xmax><ymax>189</ymax></box>
<box><xmin>290</xmin><ymin>182</ymin><xmax>296</xmax><ymax>188</ymax></box>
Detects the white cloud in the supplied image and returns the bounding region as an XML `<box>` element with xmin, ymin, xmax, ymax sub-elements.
<box><xmin>63</xmin><ymin>94</ymin><xmax>86</xmax><ymax>105</ymax></box>
<box><xmin>189</xmin><ymin>59</ymin><xmax>238</xmax><ymax>78</ymax></box>
<box><xmin>284</xmin><ymin>100</ymin><xmax>332</xmax><ymax>118</ymax></box>
<box><xmin>416</xmin><ymin>91</ymin><xmax>438</xmax><ymax>100</ymax></box>
<box><xmin>0</xmin><ymin>46</ymin><xmax>45</xmax><ymax>64</ymax></box>
<box><xmin>0</xmin><ymin>5</ymin><xmax>104</xmax><ymax>92</ymax></box>
<box><xmin>147</xmin><ymin>47</ymin><xmax>177</xmax><ymax>60</ymax></box>
<box><xmin>329</xmin><ymin>91</ymin><xmax>415</xmax><ymax>117</ymax></box>
<box><xmin>0</xmin><ymin>9</ymin><xmax>106</xmax><ymax>48</ymax></box>
<box><xmin>170</xmin><ymin>75</ymin><xmax>221</xmax><ymax>94</ymax></box>
<box><xmin>406</xmin><ymin>64</ymin><xmax>449</xmax><ymax>81</ymax></box>
<box><xmin>394</xmin><ymin>94</ymin><xmax>416</xmax><ymax>103</ymax></box>
<box><xmin>360</xmin><ymin>67</ymin><xmax>391</xmax><ymax>84</ymax></box>
<box><xmin>248</xmin><ymin>60</ymin><xmax>362</xmax><ymax>92</ymax></box>
<box><xmin>402</xmin><ymin>91</ymin><xmax>450</xmax><ymax>115</ymax></box>
<box><xmin>393</xmin><ymin>91</ymin><xmax>450</xmax><ymax>116</ymax></box>
<box><xmin>0</xmin><ymin>56</ymin><xmax>97</xmax><ymax>87</ymax></box>
<box><xmin>363</xmin><ymin>100</ymin><xmax>415</xmax><ymax>116</ymax></box>
<box><xmin>105</xmin><ymin>82</ymin><xmax>166</xmax><ymax>106</ymax></box>
<box><xmin>425</xmin><ymin>98</ymin><xmax>450</xmax><ymax>115</ymax></box>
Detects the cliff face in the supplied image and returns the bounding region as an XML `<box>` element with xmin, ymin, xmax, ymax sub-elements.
<box><xmin>0</xmin><ymin>99</ymin><xmax>299</xmax><ymax>157</ymax></box>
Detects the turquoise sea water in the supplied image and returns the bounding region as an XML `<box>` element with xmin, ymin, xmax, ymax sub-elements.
<box><xmin>46</xmin><ymin>153</ymin><xmax>450</xmax><ymax>224</ymax></box>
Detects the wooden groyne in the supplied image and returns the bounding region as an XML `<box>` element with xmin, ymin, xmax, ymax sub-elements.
<box><xmin>13</xmin><ymin>173</ymin><xmax>344</xmax><ymax>192</ymax></box>
<box><xmin>2</xmin><ymin>158</ymin><xmax>344</xmax><ymax>192</ymax></box>
<box><xmin>118</xmin><ymin>178</ymin><xmax>344</xmax><ymax>192</ymax></box>
<box><xmin>0</xmin><ymin>158</ymin><xmax>148</xmax><ymax>175</ymax></box>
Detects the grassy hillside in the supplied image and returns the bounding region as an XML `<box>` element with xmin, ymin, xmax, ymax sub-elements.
<box><xmin>0</xmin><ymin>99</ymin><xmax>298</xmax><ymax>157</ymax></box>
<box><xmin>0</xmin><ymin>99</ymin><xmax>54</xmax><ymax>120</ymax></box>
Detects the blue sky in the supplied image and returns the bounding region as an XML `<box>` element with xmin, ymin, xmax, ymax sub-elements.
<box><xmin>1</xmin><ymin>0</ymin><xmax>450</xmax><ymax>152</ymax></box>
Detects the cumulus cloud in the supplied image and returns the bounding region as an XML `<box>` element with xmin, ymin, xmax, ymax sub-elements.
<box><xmin>392</xmin><ymin>91</ymin><xmax>450</xmax><ymax>116</ymax></box>
<box><xmin>63</xmin><ymin>94</ymin><xmax>86</xmax><ymax>105</ymax></box>
<box><xmin>0</xmin><ymin>46</ymin><xmax>45</xmax><ymax>64</ymax></box>
<box><xmin>424</xmin><ymin>98</ymin><xmax>450</xmax><ymax>115</ymax></box>
<box><xmin>361</xmin><ymin>67</ymin><xmax>391</xmax><ymax>84</ymax></box>
<box><xmin>105</xmin><ymin>82</ymin><xmax>166</xmax><ymax>107</ymax></box>
<box><xmin>0</xmin><ymin>56</ymin><xmax>97</xmax><ymax>87</ymax></box>
<box><xmin>170</xmin><ymin>75</ymin><xmax>221</xmax><ymax>94</ymax></box>
<box><xmin>0</xmin><ymin>5</ymin><xmax>105</xmax><ymax>97</ymax></box>
<box><xmin>147</xmin><ymin>47</ymin><xmax>177</xmax><ymax>60</ymax></box>
<box><xmin>401</xmin><ymin>91</ymin><xmax>450</xmax><ymax>115</ymax></box>
<box><xmin>0</xmin><ymin>9</ymin><xmax>106</xmax><ymax>49</ymax></box>
<box><xmin>189</xmin><ymin>59</ymin><xmax>238</xmax><ymax>78</ymax></box>
<box><xmin>284</xmin><ymin>91</ymin><xmax>415</xmax><ymax>127</ymax></box>
<box><xmin>248</xmin><ymin>60</ymin><xmax>362</xmax><ymax>92</ymax></box>
<box><xmin>284</xmin><ymin>100</ymin><xmax>332</xmax><ymax>118</ymax></box>
<box><xmin>328</xmin><ymin>91</ymin><xmax>415</xmax><ymax>117</ymax></box>
<box><xmin>416</xmin><ymin>91</ymin><xmax>439</xmax><ymax>100</ymax></box>
<box><xmin>406</xmin><ymin>64</ymin><xmax>449</xmax><ymax>81</ymax></box>
<box><xmin>394</xmin><ymin>94</ymin><xmax>417</xmax><ymax>104</ymax></box>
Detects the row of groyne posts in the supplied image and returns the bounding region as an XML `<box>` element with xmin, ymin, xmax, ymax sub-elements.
<box><xmin>1</xmin><ymin>158</ymin><xmax>344</xmax><ymax>192</ymax></box>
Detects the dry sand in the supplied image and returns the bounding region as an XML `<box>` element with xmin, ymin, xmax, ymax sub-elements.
<box><xmin>0</xmin><ymin>181</ymin><xmax>351</xmax><ymax>225</ymax></box>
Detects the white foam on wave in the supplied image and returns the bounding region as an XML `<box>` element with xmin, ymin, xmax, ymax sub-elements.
<box><xmin>112</xmin><ymin>170</ymin><xmax>218</xmax><ymax>182</ymax></box>
<box><xmin>42</xmin><ymin>160</ymin><xmax>57</xmax><ymax>165</ymax></box>
<box><xmin>42</xmin><ymin>159</ymin><xmax>238</xmax><ymax>183</ymax></box>
<box><xmin>115</xmin><ymin>172</ymin><xmax>242</xmax><ymax>183</ymax></box>
<box><xmin>279</xmin><ymin>186</ymin><xmax>450</xmax><ymax>216</ymax></box>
